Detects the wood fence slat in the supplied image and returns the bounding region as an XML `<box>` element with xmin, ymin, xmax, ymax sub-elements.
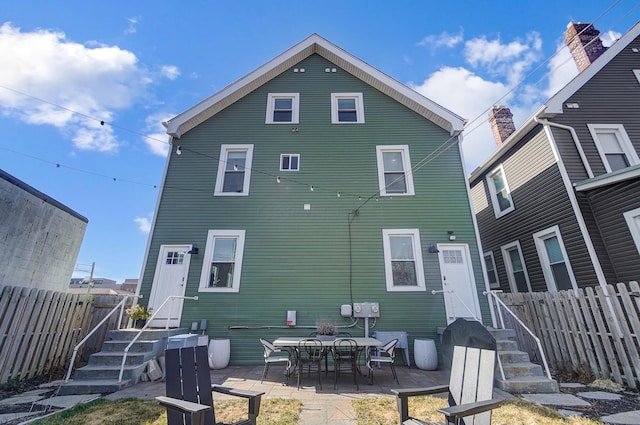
<box><xmin>586</xmin><ymin>287</ymin><xmax>622</xmax><ymax>383</ymax></box>
<box><xmin>550</xmin><ymin>291</ymin><xmax>580</xmax><ymax>369</ymax></box>
<box><xmin>576</xmin><ymin>287</ymin><xmax>609</xmax><ymax>379</ymax></box>
<box><xmin>34</xmin><ymin>291</ymin><xmax>63</xmax><ymax>374</ymax></box>
<box><xmin>0</xmin><ymin>287</ymin><xmax>31</xmax><ymax>382</ymax></box>
<box><xmin>23</xmin><ymin>290</ymin><xmax>55</xmax><ymax>380</ymax></box>
<box><xmin>566</xmin><ymin>290</ymin><xmax>599</xmax><ymax>376</ymax></box>
<box><xmin>14</xmin><ymin>288</ymin><xmax>46</xmax><ymax>380</ymax></box>
<box><xmin>613</xmin><ymin>283</ymin><xmax>640</xmax><ymax>385</ymax></box>
<box><xmin>540</xmin><ymin>292</ymin><xmax>566</xmax><ymax>368</ymax></box>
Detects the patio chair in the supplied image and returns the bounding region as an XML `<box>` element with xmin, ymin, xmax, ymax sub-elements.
<box><xmin>297</xmin><ymin>338</ymin><xmax>325</xmax><ymax>389</ymax></box>
<box><xmin>391</xmin><ymin>345</ymin><xmax>504</xmax><ymax>425</ymax></box>
<box><xmin>156</xmin><ymin>345</ymin><xmax>264</xmax><ymax>425</ymax></box>
<box><xmin>332</xmin><ymin>338</ymin><xmax>359</xmax><ymax>390</ymax></box>
<box><xmin>367</xmin><ymin>338</ymin><xmax>399</xmax><ymax>384</ymax></box>
<box><xmin>259</xmin><ymin>338</ymin><xmax>291</xmax><ymax>383</ymax></box>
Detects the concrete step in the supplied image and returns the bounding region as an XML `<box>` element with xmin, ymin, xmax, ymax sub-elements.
<box><xmin>488</xmin><ymin>328</ymin><xmax>516</xmax><ymax>341</ymax></box>
<box><xmin>501</xmin><ymin>362</ymin><xmax>544</xmax><ymax>378</ymax></box>
<box><xmin>101</xmin><ymin>339</ymin><xmax>164</xmax><ymax>353</ymax></box>
<box><xmin>495</xmin><ymin>376</ymin><xmax>559</xmax><ymax>394</ymax></box>
<box><xmin>87</xmin><ymin>351</ymin><xmax>155</xmax><ymax>367</ymax></box>
<box><xmin>496</xmin><ymin>339</ymin><xmax>518</xmax><ymax>351</ymax></box>
<box><xmin>498</xmin><ymin>350</ymin><xmax>531</xmax><ymax>363</ymax></box>
<box><xmin>57</xmin><ymin>379</ymin><xmax>133</xmax><ymax>396</ymax></box>
<box><xmin>106</xmin><ymin>327</ymin><xmax>188</xmax><ymax>342</ymax></box>
<box><xmin>74</xmin><ymin>363</ymin><xmax>148</xmax><ymax>382</ymax></box>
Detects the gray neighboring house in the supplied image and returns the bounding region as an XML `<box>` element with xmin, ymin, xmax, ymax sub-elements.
<box><xmin>469</xmin><ymin>21</ymin><xmax>640</xmax><ymax>294</ymax></box>
<box><xmin>0</xmin><ymin>169</ymin><xmax>87</xmax><ymax>292</ymax></box>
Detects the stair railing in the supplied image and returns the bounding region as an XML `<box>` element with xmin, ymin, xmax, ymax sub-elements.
<box><xmin>65</xmin><ymin>293</ymin><xmax>140</xmax><ymax>382</ymax></box>
<box><xmin>117</xmin><ymin>295</ymin><xmax>198</xmax><ymax>383</ymax></box>
<box><xmin>431</xmin><ymin>289</ymin><xmax>480</xmax><ymax>321</ymax></box>
<box><xmin>485</xmin><ymin>290</ymin><xmax>552</xmax><ymax>380</ymax></box>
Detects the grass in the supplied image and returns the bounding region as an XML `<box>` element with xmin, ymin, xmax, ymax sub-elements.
<box><xmin>352</xmin><ymin>396</ymin><xmax>603</xmax><ymax>425</ymax></box>
<box><xmin>34</xmin><ymin>397</ymin><xmax>302</xmax><ymax>425</ymax></box>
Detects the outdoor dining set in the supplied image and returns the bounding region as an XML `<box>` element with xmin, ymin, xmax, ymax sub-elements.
<box><xmin>260</xmin><ymin>335</ymin><xmax>400</xmax><ymax>389</ymax></box>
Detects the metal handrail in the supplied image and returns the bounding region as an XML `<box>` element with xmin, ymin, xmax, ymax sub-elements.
<box><xmin>117</xmin><ymin>295</ymin><xmax>198</xmax><ymax>383</ymax></box>
<box><xmin>65</xmin><ymin>294</ymin><xmax>140</xmax><ymax>382</ymax></box>
<box><xmin>431</xmin><ymin>289</ymin><xmax>480</xmax><ymax>321</ymax></box>
<box><xmin>485</xmin><ymin>290</ymin><xmax>552</xmax><ymax>380</ymax></box>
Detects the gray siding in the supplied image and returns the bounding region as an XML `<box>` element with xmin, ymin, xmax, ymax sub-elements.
<box><xmin>471</xmin><ymin>127</ymin><xmax>597</xmax><ymax>291</ymax></box>
<box><xmin>141</xmin><ymin>54</ymin><xmax>486</xmax><ymax>364</ymax></box>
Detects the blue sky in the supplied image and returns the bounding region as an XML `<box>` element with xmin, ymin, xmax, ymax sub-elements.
<box><xmin>1</xmin><ymin>1</ymin><xmax>638</xmax><ymax>283</ymax></box>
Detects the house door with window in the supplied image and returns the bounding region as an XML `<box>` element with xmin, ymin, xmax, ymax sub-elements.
<box><xmin>438</xmin><ymin>243</ymin><xmax>481</xmax><ymax>324</ymax></box>
<box><xmin>148</xmin><ymin>245</ymin><xmax>191</xmax><ymax>327</ymax></box>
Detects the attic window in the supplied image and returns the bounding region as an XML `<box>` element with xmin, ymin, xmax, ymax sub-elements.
<box><xmin>266</xmin><ymin>93</ymin><xmax>299</xmax><ymax>124</ymax></box>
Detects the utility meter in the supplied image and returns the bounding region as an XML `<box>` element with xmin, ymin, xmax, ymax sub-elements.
<box><xmin>353</xmin><ymin>302</ymin><xmax>380</xmax><ymax>318</ymax></box>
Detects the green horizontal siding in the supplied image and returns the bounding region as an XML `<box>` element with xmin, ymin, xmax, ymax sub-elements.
<box><xmin>141</xmin><ymin>54</ymin><xmax>486</xmax><ymax>364</ymax></box>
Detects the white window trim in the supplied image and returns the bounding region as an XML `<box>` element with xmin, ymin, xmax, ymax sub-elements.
<box><xmin>199</xmin><ymin>230</ymin><xmax>246</xmax><ymax>293</ymax></box>
<box><xmin>634</xmin><ymin>69</ymin><xmax>640</xmax><ymax>86</ymax></box>
<box><xmin>214</xmin><ymin>144</ymin><xmax>254</xmax><ymax>196</ymax></box>
<box><xmin>587</xmin><ymin>124</ymin><xmax>639</xmax><ymax>173</ymax></box>
<box><xmin>483</xmin><ymin>251</ymin><xmax>500</xmax><ymax>289</ymax></box>
<box><xmin>331</xmin><ymin>92</ymin><xmax>365</xmax><ymax>124</ymax></box>
<box><xmin>280</xmin><ymin>153</ymin><xmax>300</xmax><ymax>171</ymax></box>
<box><xmin>265</xmin><ymin>93</ymin><xmax>299</xmax><ymax>124</ymax></box>
<box><xmin>500</xmin><ymin>240</ymin><xmax>531</xmax><ymax>293</ymax></box>
<box><xmin>533</xmin><ymin>225</ymin><xmax>578</xmax><ymax>292</ymax></box>
<box><xmin>486</xmin><ymin>164</ymin><xmax>514</xmax><ymax>218</ymax></box>
<box><xmin>624</xmin><ymin>207</ymin><xmax>640</xmax><ymax>255</ymax></box>
<box><xmin>382</xmin><ymin>229</ymin><xmax>426</xmax><ymax>292</ymax></box>
<box><xmin>376</xmin><ymin>145</ymin><xmax>415</xmax><ymax>196</ymax></box>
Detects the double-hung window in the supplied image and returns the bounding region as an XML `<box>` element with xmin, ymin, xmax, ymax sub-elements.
<box><xmin>588</xmin><ymin>124</ymin><xmax>639</xmax><ymax>173</ymax></box>
<box><xmin>376</xmin><ymin>145</ymin><xmax>415</xmax><ymax>196</ymax></box>
<box><xmin>199</xmin><ymin>230</ymin><xmax>246</xmax><ymax>292</ymax></box>
<box><xmin>214</xmin><ymin>144</ymin><xmax>253</xmax><ymax>196</ymax></box>
<box><xmin>331</xmin><ymin>93</ymin><xmax>364</xmax><ymax>123</ymax></box>
<box><xmin>533</xmin><ymin>226</ymin><xmax>577</xmax><ymax>291</ymax></box>
<box><xmin>484</xmin><ymin>251</ymin><xmax>500</xmax><ymax>289</ymax></box>
<box><xmin>266</xmin><ymin>93</ymin><xmax>299</xmax><ymax>124</ymax></box>
<box><xmin>624</xmin><ymin>207</ymin><xmax>640</xmax><ymax>255</ymax></box>
<box><xmin>486</xmin><ymin>165</ymin><xmax>514</xmax><ymax>217</ymax></box>
<box><xmin>500</xmin><ymin>241</ymin><xmax>531</xmax><ymax>293</ymax></box>
<box><xmin>382</xmin><ymin>229</ymin><xmax>426</xmax><ymax>291</ymax></box>
<box><xmin>280</xmin><ymin>154</ymin><xmax>300</xmax><ymax>171</ymax></box>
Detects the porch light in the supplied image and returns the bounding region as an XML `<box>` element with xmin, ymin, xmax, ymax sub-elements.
<box><xmin>187</xmin><ymin>244</ymin><xmax>199</xmax><ymax>255</ymax></box>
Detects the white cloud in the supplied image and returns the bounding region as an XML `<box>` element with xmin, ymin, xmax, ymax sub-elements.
<box><xmin>544</xmin><ymin>42</ymin><xmax>579</xmax><ymax>98</ymax></box>
<box><xmin>160</xmin><ymin>65</ymin><xmax>180</xmax><ymax>80</ymax></box>
<box><xmin>601</xmin><ymin>30</ymin><xmax>621</xmax><ymax>47</ymax></box>
<box><xmin>417</xmin><ymin>30</ymin><xmax>464</xmax><ymax>52</ymax></box>
<box><xmin>143</xmin><ymin>113</ymin><xmax>172</xmax><ymax>157</ymax></box>
<box><xmin>124</xmin><ymin>17</ymin><xmax>139</xmax><ymax>35</ymax></box>
<box><xmin>0</xmin><ymin>22</ymin><xmax>151</xmax><ymax>152</ymax></box>
<box><xmin>134</xmin><ymin>215</ymin><xmax>152</xmax><ymax>233</ymax></box>
<box><xmin>464</xmin><ymin>32</ymin><xmax>542</xmax><ymax>86</ymax></box>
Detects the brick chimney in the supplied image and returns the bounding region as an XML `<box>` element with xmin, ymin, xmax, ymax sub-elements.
<box><xmin>564</xmin><ymin>22</ymin><xmax>607</xmax><ymax>72</ymax></box>
<box><xmin>488</xmin><ymin>106</ymin><xmax>515</xmax><ymax>147</ymax></box>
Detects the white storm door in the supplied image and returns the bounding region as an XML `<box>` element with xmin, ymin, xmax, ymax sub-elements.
<box><xmin>438</xmin><ymin>244</ymin><xmax>481</xmax><ymax>324</ymax></box>
<box><xmin>148</xmin><ymin>244</ymin><xmax>191</xmax><ymax>327</ymax></box>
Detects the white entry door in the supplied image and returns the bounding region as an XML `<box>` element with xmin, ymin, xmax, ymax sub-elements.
<box><xmin>437</xmin><ymin>243</ymin><xmax>481</xmax><ymax>324</ymax></box>
<box><xmin>147</xmin><ymin>244</ymin><xmax>191</xmax><ymax>328</ymax></box>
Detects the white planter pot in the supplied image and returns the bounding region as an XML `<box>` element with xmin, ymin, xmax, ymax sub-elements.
<box><xmin>414</xmin><ymin>339</ymin><xmax>438</xmax><ymax>370</ymax></box>
<box><xmin>208</xmin><ymin>338</ymin><xmax>230</xmax><ymax>369</ymax></box>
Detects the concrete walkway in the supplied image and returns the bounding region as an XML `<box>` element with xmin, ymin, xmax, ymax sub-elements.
<box><xmin>3</xmin><ymin>365</ymin><xmax>640</xmax><ymax>424</ymax></box>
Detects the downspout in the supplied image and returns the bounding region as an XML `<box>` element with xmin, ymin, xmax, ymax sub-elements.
<box><xmin>534</xmin><ymin>118</ymin><xmax>594</xmax><ymax>179</ymax></box>
<box><xmin>534</xmin><ymin>117</ymin><xmax>622</xmax><ymax>336</ymax></box>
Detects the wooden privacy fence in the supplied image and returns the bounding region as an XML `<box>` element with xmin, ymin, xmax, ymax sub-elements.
<box><xmin>0</xmin><ymin>285</ymin><xmax>131</xmax><ymax>384</ymax></box>
<box><xmin>496</xmin><ymin>282</ymin><xmax>640</xmax><ymax>389</ymax></box>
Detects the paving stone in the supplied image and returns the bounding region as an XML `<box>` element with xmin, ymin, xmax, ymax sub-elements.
<box><xmin>558</xmin><ymin>409</ymin><xmax>584</xmax><ymax>417</ymax></box>
<box><xmin>577</xmin><ymin>391</ymin><xmax>622</xmax><ymax>400</ymax></box>
<box><xmin>600</xmin><ymin>410</ymin><xmax>640</xmax><ymax>425</ymax></box>
<box><xmin>521</xmin><ymin>393</ymin><xmax>591</xmax><ymax>407</ymax></box>
<box><xmin>0</xmin><ymin>394</ymin><xmax>44</xmax><ymax>406</ymax></box>
<box><xmin>559</xmin><ymin>382</ymin><xmax>586</xmax><ymax>389</ymax></box>
<box><xmin>33</xmin><ymin>394</ymin><xmax>100</xmax><ymax>409</ymax></box>
<box><xmin>0</xmin><ymin>411</ymin><xmax>44</xmax><ymax>423</ymax></box>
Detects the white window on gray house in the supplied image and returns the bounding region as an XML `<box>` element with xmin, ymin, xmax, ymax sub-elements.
<box><xmin>487</xmin><ymin>165</ymin><xmax>514</xmax><ymax>218</ymax></box>
<box><xmin>500</xmin><ymin>241</ymin><xmax>531</xmax><ymax>293</ymax></box>
<box><xmin>331</xmin><ymin>93</ymin><xmax>364</xmax><ymax>123</ymax></box>
<box><xmin>280</xmin><ymin>154</ymin><xmax>300</xmax><ymax>171</ymax></box>
<box><xmin>266</xmin><ymin>93</ymin><xmax>299</xmax><ymax>124</ymax></box>
<box><xmin>376</xmin><ymin>145</ymin><xmax>415</xmax><ymax>196</ymax></box>
<box><xmin>624</xmin><ymin>207</ymin><xmax>640</xmax><ymax>255</ymax></box>
<box><xmin>588</xmin><ymin>124</ymin><xmax>639</xmax><ymax>173</ymax></box>
<box><xmin>382</xmin><ymin>229</ymin><xmax>426</xmax><ymax>292</ymax></box>
<box><xmin>533</xmin><ymin>226</ymin><xmax>577</xmax><ymax>292</ymax></box>
<box><xmin>634</xmin><ymin>70</ymin><xmax>640</xmax><ymax>86</ymax></box>
<box><xmin>214</xmin><ymin>144</ymin><xmax>254</xmax><ymax>196</ymax></box>
<box><xmin>484</xmin><ymin>251</ymin><xmax>500</xmax><ymax>289</ymax></box>
<box><xmin>199</xmin><ymin>230</ymin><xmax>245</xmax><ymax>293</ymax></box>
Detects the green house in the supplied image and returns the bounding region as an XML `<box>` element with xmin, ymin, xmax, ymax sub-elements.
<box><xmin>138</xmin><ymin>34</ymin><xmax>491</xmax><ymax>364</ymax></box>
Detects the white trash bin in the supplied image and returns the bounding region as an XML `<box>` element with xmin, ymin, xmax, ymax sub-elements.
<box><xmin>208</xmin><ymin>338</ymin><xmax>230</xmax><ymax>369</ymax></box>
<box><xmin>414</xmin><ymin>339</ymin><xmax>438</xmax><ymax>370</ymax></box>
